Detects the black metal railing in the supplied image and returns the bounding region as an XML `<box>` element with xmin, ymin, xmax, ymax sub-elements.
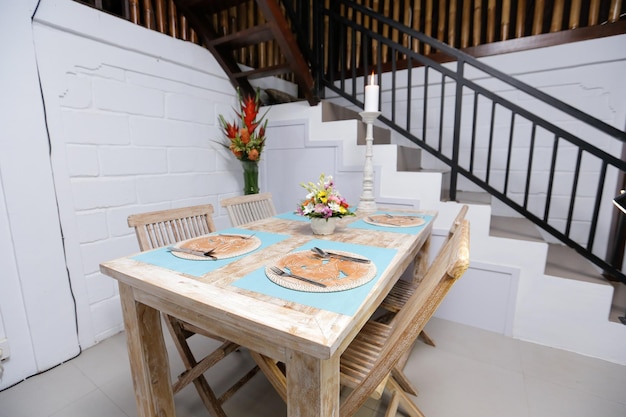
<box><xmin>311</xmin><ymin>0</ymin><xmax>626</xmax><ymax>284</ymax></box>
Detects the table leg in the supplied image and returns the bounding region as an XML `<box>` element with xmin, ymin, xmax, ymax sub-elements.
<box><xmin>412</xmin><ymin>236</ymin><xmax>431</xmax><ymax>283</ymax></box>
<box><xmin>286</xmin><ymin>350</ymin><xmax>340</xmax><ymax>417</ymax></box>
<box><xmin>412</xmin><ymin>236</ymin><xmax>436</xmax><ymax>347</ymax></box>
<box><xmin>119</xmin><ymin>283</ymin><xmax>176</xmax><ymax>417</ymax></box>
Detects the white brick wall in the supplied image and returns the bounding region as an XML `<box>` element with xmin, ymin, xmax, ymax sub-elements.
<box><xmin>62</xmin><ymin>109</ymin><xmax>130</xmax><ymax>145</ymax></box>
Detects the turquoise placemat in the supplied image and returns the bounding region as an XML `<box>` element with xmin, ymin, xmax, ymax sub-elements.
<box><xmin>348</xmin><ymin>212</ymin><xmax>434</xmax><ymax>234</ymax></box>
<box><xmin>132</xmin><ymin>228</ymin><xmax>290</xmax><ymax>278</ymax></box>
<box><xmin>274</xmin><ymin>211</ymin><xmax>308</xmax><ymax>222</ymax></box>
<box><xmin>231</xmin><ymin>239</ymin><xmax>397</xmax><ymax>316</ymax></box>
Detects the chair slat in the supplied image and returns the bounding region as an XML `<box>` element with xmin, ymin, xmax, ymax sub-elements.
<box><xmin>220</xmin><ymin>192</ymin><xmax>277</xmax><ymax>227</ymax></box>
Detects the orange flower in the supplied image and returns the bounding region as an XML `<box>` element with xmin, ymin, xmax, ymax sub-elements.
<box><xmin>230</xmin><ymin>144</ymin><xmax>243</xmax><ymax>159</ymax></box>
<box><xmin>240</xmin><ymin>127</ymin><xmax>250</xmax><ymax>144</ymax></box>
<box><xmin>247</xmin><ymin>148</ymin><xmax>259</xmax><ymax>161</ymax></box>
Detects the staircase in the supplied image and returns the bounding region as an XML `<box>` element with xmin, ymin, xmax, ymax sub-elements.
<box><xmin>171</xmin><ymin>0</ymin><xmax>318</xmax><ymax>105</ymax></box>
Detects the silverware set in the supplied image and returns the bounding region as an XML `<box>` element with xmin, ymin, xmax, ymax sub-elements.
<box><xmin>310</xmin><ymin>247</ymin><xmax>370</xmax><ymax>263</ymax></box>
<box><xmin>268</xmin><ymin>247</ymin><xmax>371</xmax><ymax>288</ymax></box>
<box><xmin>168</xmin><ymin>246</ymin><xmax>217</xmax><ymax>259</ymax></box>
<box><xmin>168</xmin><ymin>233</ymin><xmax>257</xmax><ymax>259</ymax></box>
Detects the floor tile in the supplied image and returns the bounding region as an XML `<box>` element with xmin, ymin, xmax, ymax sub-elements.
<box><xmin>525</xmin><ymin>375</ymin><xmax>626</xmax><ymax>417</ymax></box>
<box><xmin>98</xmin><ymin>374</ymin><xmax>137</xmax><ymax>417</ymax></box>
<box><xmin>422</xmin><ymin>317</ymin><xmax>523</xmax><ymax>372</ymax></box>
<box><xmin>404</xmin><ymin>341</ymin><xmax>530</xmax><ymax>417</ymax></box>
<box><xmin>71</xmin><ymin>332</ymin><xmax>131</xmax><ymax>387</ymax></box>
<box><xmin>519</xmin><ymin>340</ymin><xmax>626</xmax><ymax>405</ymax></box>
<box><xmin>0</xmin><ymin>362</ymin><xmax>96</xmax><ymax>417</ymax></box>
<box><xmin>49</xmin><ymin>389</ymin><xmax>128</xmax><ymax>417</ymax></box>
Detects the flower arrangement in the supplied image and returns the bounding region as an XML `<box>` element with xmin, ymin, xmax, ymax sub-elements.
<box><xmin>296</xmin><ymin>174</ymin><xmax>355</xmax><ymax>219</ymax></box>
<box><xmin>218</xmin><ymin>87</ymin><xmax>269</xmax><ymax>162</ymax></box>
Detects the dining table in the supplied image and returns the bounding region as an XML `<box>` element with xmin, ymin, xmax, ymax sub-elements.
<box><xmin>99</xmin><ymin>208</ymin><xmax>437</xmax><ymax>417</ymax></box>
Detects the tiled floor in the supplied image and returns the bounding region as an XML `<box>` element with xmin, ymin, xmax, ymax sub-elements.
<box><xmin>1</xmin><ymin>317</ymin><xmax>625</xmax><ymax>417</ymax></box>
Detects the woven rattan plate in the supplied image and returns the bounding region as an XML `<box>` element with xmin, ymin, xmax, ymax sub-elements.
<box><xmin>171</xmin><ymin>234</ymin><xmax>261</xmax><ymax>261</ymax></box>
<box><xmin>364</xmin><ymin>214</ymin><xmax>425</xmax><ymax>228</ymax></box>
<box><xmin>265</xmin><ymin>250</ymin><xmax>376</xmax><ymax>292</ymax></box>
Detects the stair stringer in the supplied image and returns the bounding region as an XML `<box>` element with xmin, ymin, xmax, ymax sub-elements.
<box><xmin>263</xmin><ymin>100</ymin><xmax>626</xmax><ymax>365</ymax></box>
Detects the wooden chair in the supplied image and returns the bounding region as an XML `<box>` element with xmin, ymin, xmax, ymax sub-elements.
<box><xmin>127</xmin><ymin>204</ymin><xmax>259</xmax><ymax>417</ymax></box>
<box><xmin>377</xmin><ymin>205</ymin><xmax>468</xmax><ymax>395</ymax></box>
<box><xmin>380</xmin><ymin>205</ymin><xmax>469</xmax><ymax>322</ymax></box>
<box><xmin>220</xmin><ymin>192</ymin><xmax>276</xmax><ymax>226</ymax></box>
<box><xmin>251</xmin><ymin>219</ymin><xmax>471</xmax><ymax>417</ymax></box>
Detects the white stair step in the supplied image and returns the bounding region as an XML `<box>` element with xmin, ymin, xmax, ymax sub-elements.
<box><xmin>545</xmin><ymin>243</ymin><xmax>604</xmax><ymax>284</ymax></box>
<box><xmin>490</xmin><ymin>215</ymin><xmax>544</xmax><ymax>242</ymax></box>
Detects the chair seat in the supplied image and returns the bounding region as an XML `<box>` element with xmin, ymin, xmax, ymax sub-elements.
<box><xmin>380</xmin><ymin>279</ymin><xmax>417</xmax><ymax>313</ymax></box>
<box><xmin>340</xmin><ymin>320</ymin><xmax>393</xmax><ymax>399</ymax></box>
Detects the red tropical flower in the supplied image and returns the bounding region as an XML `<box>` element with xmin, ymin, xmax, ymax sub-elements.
<box><xmin>240</xmin><ymin>95</ymin><xmax>259</xmax><ymax>130</ymax></box>
<box><xmin>219</xmin><ymin>115</ymin><xmax>239</xmax><ymax>139</ymax></box>
<box><xmin>217</xmin><ymin>87</ymin><xmax>269</xmax><ymax>162</ymax></box>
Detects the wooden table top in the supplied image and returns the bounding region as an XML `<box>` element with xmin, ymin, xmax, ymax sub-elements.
<box><xmin>100</xmin><ymin>209</ymin><xmax>437</xmax><ymax>362</ymax></box>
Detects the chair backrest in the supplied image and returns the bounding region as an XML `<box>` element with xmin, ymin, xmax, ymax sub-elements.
<box><xmin>220</xmin><ymin>192</ymin><xmax>277</xmax><ymax>226</ymax></box>
<box><xmin>341</xmin><ymin>219</ymin><xmax>470</xmax><ymax>416</ymax></box>
<box><xmin>448</xmin><ymin>204</ymin><xmax>469</xmax><ymax>239</ymax></box>
<box><xmin>127</xmin><ymin>204</ymin><xmax>216</xmax><ymax>251</ymax></box>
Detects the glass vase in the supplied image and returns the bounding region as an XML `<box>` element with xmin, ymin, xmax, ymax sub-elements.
<box><xmin>241</xmin><ymin>160</ymin><xmax>259</xmax><ymax>195</ymax></box>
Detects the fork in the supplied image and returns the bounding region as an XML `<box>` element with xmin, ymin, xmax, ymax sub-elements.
<box><xmin>269</xmin><ymin>266</ymin><xmax>327</xmax><ymax>288</ymax></box>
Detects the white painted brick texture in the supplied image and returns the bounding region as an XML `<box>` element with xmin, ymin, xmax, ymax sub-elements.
<box><xmin>99</xmin><ymin>147</ymin><xmax>168</xmax><ymax>176</ymax></box>
<box><xmin>93</xmin><ymin>77</ymin><xmax>164</xmax><ymax>116</ymax></box>
<box><xmin>50</xmin><ymin>26</ymin><xmax>238</xmax><ymax>343</ymax></box>
<box><xmin>62</xmin><ymin>110</ymin><xmax>130</xmax><ymax>145</ymax></box>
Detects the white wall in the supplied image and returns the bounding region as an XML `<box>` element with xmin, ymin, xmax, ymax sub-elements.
<box><xmin>0</xmin><ymin>0</ymin><xmax>246</xmax><ymax>389</ymax></box>
<box><xmin>0</xmin><ymin>0</ymin><xmax>80</xmax><ymax>389</ymax></box>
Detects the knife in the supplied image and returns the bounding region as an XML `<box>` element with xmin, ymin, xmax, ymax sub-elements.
<box><xmin>325</xmin><ymin>251</ymin><xmax>371</xmax><ymax>263</ymax></box>
<box><xmin>168</xmin><ymin>246</ymin><xmax>216</xmax><ymax>259</ymax></box>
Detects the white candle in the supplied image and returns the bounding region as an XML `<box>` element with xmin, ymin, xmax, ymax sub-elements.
<box><xmin>364</xmin><ymin>72</ymin><xmax>379</xmax><ymax>112</ymax></box>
